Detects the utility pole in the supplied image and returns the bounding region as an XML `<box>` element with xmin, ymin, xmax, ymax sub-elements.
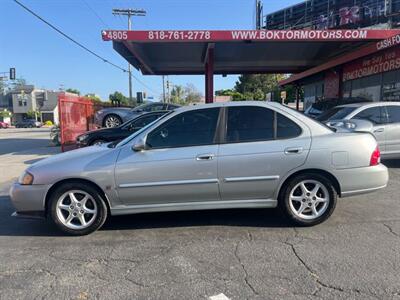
<box><xmin>162</xmin><ymin>75</ymin><xmax>166</xmax><ymax>103</ymax></box>
<box><xmin>112</xmin><ymin>8</ymin><xmax>146</xmax><ymax>105</ymax></box>
<box><xmin>255</xmin><ymin>0</ymin><xmax>263</xmax><ymax>29</ymax></box>
<box><xmin>166</xmin><ymin>77</ymin><xmax>170</xmax><ymax>103</ymax></box>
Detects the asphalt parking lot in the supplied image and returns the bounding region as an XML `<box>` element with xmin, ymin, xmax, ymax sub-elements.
<box><xmin>0</xmin><ymin>129</ymin><xmax>399</xmax><ymax>300</ymax></box>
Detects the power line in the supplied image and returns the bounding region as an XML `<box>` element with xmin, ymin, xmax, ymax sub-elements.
<box><xmin>13</xmin><ymin>0</ymin><xmax>160</xmax><ymax>95</ymax></box>
<box><xmin>81</xmin><ymin>0</ymin><xmax>109</xmax><ymax>28</ymax></box>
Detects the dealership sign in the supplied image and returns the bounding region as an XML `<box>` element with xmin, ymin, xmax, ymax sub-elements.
<box><xmin>102</xmin><ymin>30</ymin><xmax>400</xmax><ymax>42</ymax></box>
<box><xmin>343</xmin><ymin>48</ymin><xmax>400</xmax><ymax>81</ymax></box>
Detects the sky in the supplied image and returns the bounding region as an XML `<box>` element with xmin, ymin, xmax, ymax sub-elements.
<box><xmin>0</xmin><ymin>0</ymin><xmax>300</xmax><ymax>100</ymax></box>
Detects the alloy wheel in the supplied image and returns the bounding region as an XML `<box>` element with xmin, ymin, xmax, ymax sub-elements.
<box><xmin>288</xmin><ymin>180</ymin><xmax>330</xmax><ymax>220</ymax></box>
<box><xmin>105</xmin><ymin>116</ymin><xmax>121</xmax><ymax>128</ymax></box>
<box><xmin>55</xmin><ymin>190</ymin><xmax>98</xmax><ymax>230</ymax></box>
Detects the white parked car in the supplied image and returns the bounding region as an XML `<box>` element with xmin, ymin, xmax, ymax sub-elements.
<box><xmin>317</xmin><ymin>101</ymin><xmax>400</xmax><ymax>159</ymax></box>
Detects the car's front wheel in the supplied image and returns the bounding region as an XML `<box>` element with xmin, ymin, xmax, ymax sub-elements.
<box><xmin>48</xmin><ymin>182</ymin><xmax>108</xmax><ymax>235</ymax></box>
<box><xmin>103</xmin><ymin>114</ymin><xmax>122</xmax><ymax>128</ymax></box>
<box><xmin>280</xmin><ymin>173</ymin><xmax>337</xmax><ymax>226</ymax></box>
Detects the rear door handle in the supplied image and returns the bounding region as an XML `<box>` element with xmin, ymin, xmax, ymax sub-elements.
<box><xmin>374</xmin><ymin>128</ymin><xmax>385</xmax><ymax>133</ymax></box>
<box><xmin>284</xmin><ymin>147</ymin><xmax>303</xmax><ymax>155</ymax></box>
<box><xmin>196</xmin><ymin>154</ymin><xmax>215</xmax><ymax>161</ymax></box>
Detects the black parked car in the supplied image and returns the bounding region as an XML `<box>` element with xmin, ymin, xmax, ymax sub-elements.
<box><xmin>304</xmin><ymin>97</ymin><xmax>371</xmax><ymax>119</ymax></box>
<box><xmin>15</xmin><ymin>119</ymin><xmax>42</xmax><ymax>128</ymax></box>
<box><xmin>76</xmin><ymin>111</ymin><xmax>169</xmax><ymax>147</ymax></box>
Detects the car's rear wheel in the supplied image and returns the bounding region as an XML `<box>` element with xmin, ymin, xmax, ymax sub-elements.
<box><xmin>280</xmin><ymin>173</ymin><xmax>337</xmax><ymax>226</ymax></box>
<box><xmin>49</xmin><ymin>182</ymin><xmax>108</xmax><ymax>235</ymax></box>
<box><xmin>103</xmin><ymin>114</ymin><xmax>122</xmax><ymax>128</ymax></box>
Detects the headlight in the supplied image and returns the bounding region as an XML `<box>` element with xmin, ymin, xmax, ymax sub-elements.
<box><xmin>77</xmin><ymin>134</ymin><xmax>89</xmax><ymax>141</ymax></box>
<box><xmin>344</xmin><ymin>122</ymin><xmax>356</xmax><ymax>129</ymax></box>
<box><xmin>18</xmin><ymin>171</ymin><xmax>34</xmax><ymax>185</ymax></box>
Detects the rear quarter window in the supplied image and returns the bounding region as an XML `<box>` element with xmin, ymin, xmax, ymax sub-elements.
<box><xmin>276</xmin><ymin>113</ymin><xmax>302</xmax><ymax>139</ymax></box>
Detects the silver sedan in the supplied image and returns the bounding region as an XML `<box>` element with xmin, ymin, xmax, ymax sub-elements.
<box><xmin>10</xmin><ymin>102</ymin><xmax>389</xmax><ymax>235</ymax></box>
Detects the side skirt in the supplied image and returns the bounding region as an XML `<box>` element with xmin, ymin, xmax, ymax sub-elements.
<box><xmin>110</xmin><ymin>199</ymin><xmax>278</xmax><ymax>216</ymax></box>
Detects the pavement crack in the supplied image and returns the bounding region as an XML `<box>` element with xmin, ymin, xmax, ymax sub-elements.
<box><xmin>285</xmin><ymin>229</ymin><xmax>380</xmax><ymax>299</ymax></box>
<box><xmin>383</xmin><ymin>223</ymin><xmax>400</xmax><ymax>238</ymax></box>
<box><xmin>234</xmin><ymin>241</ymin><xmax>259</xmax><ymax>298</ymax></box>
<box><xmin>125</xmin><ymin>276</ymin><xmax>149</xmax><ymax>288</ymax></box>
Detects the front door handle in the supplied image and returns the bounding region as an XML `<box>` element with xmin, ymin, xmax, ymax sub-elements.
<box><xmin>374</xmin><ymin>128</ymin><xmax>385</xmax><ymax>133</ymax></box>
<box><xmin>284</xmin><ymin>147</ymin><xmax>303</xmax><ymax>155</ymax></box>
<box><xmin>196</xmin><ymin>154</ymin><xmax>215</xmax><ymax>161</ymax></box>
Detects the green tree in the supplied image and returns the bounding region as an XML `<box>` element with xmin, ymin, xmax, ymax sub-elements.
<box><xmin>65</xmin><ymin>88</ymin><xmax>80</xmax><ymax>95</ymax></box>
<box><xmin>183</xmin><ymin>83</ymin><xmax>202</xmax><ymax>104</ymax></box>
<box><xmin>170</xmin><ymin>85</ymin><xmax>185</xmax><ymax>104</ymax></box>
<box><xmin>215</xmin><ymin>89</ymin><xmax>244</xmax><ymax>101</ymax></box>
<box><xmin>109</xmin><ymin>91</ymin><xmax>136</xmax><ymax>106</ymax></box>
<box><xmin>84</xmin><ymin>93</ymin><xmax>102</xmax><ymax>104</ymax></box>
<box><xmin>26</xmin><ymin>109</ymin><xmax>39</xmax><ymax>120</ymax></box>
<box><xmin>234</xmin><ymin>74</ymin><xmax>286</xmax><ymax>101</ymax></box>
<box><xmin>0</xmin><ymin>110</ymin><xmax>12</xmax><ymax>118</ymax></box>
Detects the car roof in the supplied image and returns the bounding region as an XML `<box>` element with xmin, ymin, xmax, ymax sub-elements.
<box><xmin>336</xmin><ymin>101</ymin><xmax>400</xmax><ymax>109</ymax></box>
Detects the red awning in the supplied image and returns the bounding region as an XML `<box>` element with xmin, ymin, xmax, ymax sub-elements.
<box><xmin>102</xmin><ymin>29</ymin><xmax>400</xmax><ymax>76</ymax></box>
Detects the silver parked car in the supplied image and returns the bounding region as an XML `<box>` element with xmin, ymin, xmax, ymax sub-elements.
<box><xmin>317</xmin><ymin>101</ymin><xmax>400</xmax><ymax>159</ymax></box>
<box><xmin>10</xmin><ymin>102</ymin><xmax>388</xmax><ymax>235</ymax></box>
<box><xmin>95</xmin><ymin>102</ymin><xmax>180</xmax><ymax>128</ymax></box>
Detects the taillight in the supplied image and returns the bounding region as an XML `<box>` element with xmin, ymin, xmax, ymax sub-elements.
<box><xmin>370</xmin><ymin>147</ymin><xmax>381</xmax><ymax>166</ymax></box>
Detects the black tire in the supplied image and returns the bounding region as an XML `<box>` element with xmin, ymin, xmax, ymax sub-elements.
<box><xmin>103</xmin><ymin>114</ymin><xmax>122</xmax><ymax>128</ymax></box>
<box><xmin>28</xmin><ymin>124</ymin><xmax>33</xmax><ymax>128</ymax></box>
<box><xmin>89</xmin><ymin>139</ymin><xmax>107</xmax><ymax>146</ymax></box>
<box><xmin>48</xmin><ymin>182</ymin><xmax>108</xmax><ymax>235</ymax></box>
<box><xmin>279</xmin><ymin>173</ymin><xmax>337</xmax><ymax>226</ymax></box>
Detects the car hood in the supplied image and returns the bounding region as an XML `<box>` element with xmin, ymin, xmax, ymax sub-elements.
<box><xmin>27</xmin><ymin>144</ymin><xmax>122</xmax><ymax>185</ymax></box>
<box><xmin>29</xmin><ymin>145</ymin><xmax>113</xmax><ymax>171</ymax></box>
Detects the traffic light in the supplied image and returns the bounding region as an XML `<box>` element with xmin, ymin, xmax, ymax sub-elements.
<box><xmin>9</xmin><ymin>68</ymin><xmax>16</xmax><ymax>80</ymax></box>
<box><xmin>136</xmin><ymin>92</ymin><xmax>143</xmax><ymax>104</ymax></box>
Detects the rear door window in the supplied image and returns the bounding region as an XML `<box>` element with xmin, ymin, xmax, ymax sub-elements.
<box><xmin>226</xmin><ymin>106</ymin><xmax>274</xmax><ymax>143</ymax></box>
<box><xmin>386</xmin><ymin>106</ymin><xmax>400</xmax><ymax>123</ymax></box>
<box><xmin>352</xmin><ymin>107</ymin><xmax>383</xmax><ymax>124</ymax></box>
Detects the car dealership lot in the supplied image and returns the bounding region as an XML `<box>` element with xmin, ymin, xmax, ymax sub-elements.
<box><xmin>0</xmin><ymin>130</ymin><xmax>399</xmax><ymax>300</ymax></box>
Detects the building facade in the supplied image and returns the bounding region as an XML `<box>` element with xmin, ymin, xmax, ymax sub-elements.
<box><xmin>269</xmin><ymin>0</ymin><xmax>400</xmax><ymax>109</ymax></box>
<box><xmin>10</xmin><ymin>85</ymin><xmax>59</xmax><ymax>124</ymax></box>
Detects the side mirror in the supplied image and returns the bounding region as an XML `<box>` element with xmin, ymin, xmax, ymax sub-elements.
<box><xmin>132</xmin><ymin>137</ymin><xmax>147</xmax><ymax>152</ymax></box>
<box><xmin>349</xmin><ymin>119</ymin><xmax>374</xmax><ymax>133</ymax></box>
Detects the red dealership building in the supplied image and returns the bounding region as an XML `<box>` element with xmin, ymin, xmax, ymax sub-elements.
<box><xmin>272</xmin><ymin>0</ymin><xmax>400</xmax><ymax>108</ymax></box>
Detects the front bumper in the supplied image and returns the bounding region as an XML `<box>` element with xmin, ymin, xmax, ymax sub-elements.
<box><xmin>334</xmin><ymin>164</ymin><xmax>389</xmax><ymax>197</ymax></box>
<box><xmin>9</xmin><ymin>183</ymin><xmax>50</xmax><ymax>216</ymax></box>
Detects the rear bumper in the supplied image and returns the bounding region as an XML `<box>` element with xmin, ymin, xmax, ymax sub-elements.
<box><xmin>334</xmin><ymin>164</ymin><xmax>389</xmax><ymax>197</ymax></box>
<box><xmin>9</xmin><ymin>183</ymin><xmax>50</xmax><ymax>214</ymax></box>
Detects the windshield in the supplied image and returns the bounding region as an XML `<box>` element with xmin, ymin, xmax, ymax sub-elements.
<box><xmin>111</xmin><ymin>111</ymin><xmax>173</xmax><ymax>148</ymax></box>
<box><xmin>132</xmin><ymin>103</ymin><xmax>151</xmax><ymax>112</ymax></box>
<box><xmin>317</xmin><ymin>106</ymin><xmax>357</xmax><ymax>122</ymax></box>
